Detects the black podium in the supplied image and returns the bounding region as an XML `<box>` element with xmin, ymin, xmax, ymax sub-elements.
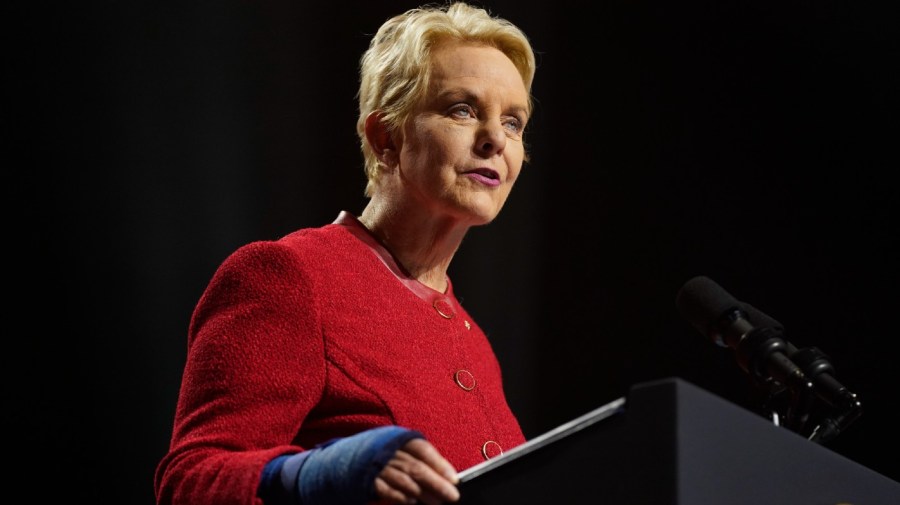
<box><xmin>458</xmin><ymin>377</ymin><xmax>900</xmax><ymax>504</ymax></box>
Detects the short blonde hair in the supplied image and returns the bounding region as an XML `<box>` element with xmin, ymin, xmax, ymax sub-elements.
<box><xmin>357</xmin><ymin>2</ymin><xmax>537</xmax><ymax>196</ymax></box>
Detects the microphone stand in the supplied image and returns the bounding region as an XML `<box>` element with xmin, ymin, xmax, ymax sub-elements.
<box><xmin>749</xmin><ymin>341</ymin><xmax>862</xmax><ymax>444</ymax></box>
<box><xmin>734</xmin><ymin>326</ymin><xmax>817</xmax><ymax>434</ymax></box>
<box><xmin>788</xmin><ymin>345</ymin><xmax>863</xmax><ymax>444</ymax></box>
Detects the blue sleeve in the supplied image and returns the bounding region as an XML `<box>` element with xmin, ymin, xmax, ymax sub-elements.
<box><xmin>258</xmin><ymin>425</ymin><xmax>425</xmax><ymax>505</ymax></box>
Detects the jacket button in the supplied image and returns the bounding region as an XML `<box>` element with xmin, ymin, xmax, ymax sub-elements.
<box><xmin>454</xmin><ymin>369</ymin><xmax>476</xmax><ymax>391</ymax></box>
<box><xmin>433</xmin><ymin>298</ymin><xmax>455</xmax><ymax>319</ymax></box>
<box><xmin>481</xmin><ymin>440</ymin><xmax>503</xmax><ymax>459</ymax></box>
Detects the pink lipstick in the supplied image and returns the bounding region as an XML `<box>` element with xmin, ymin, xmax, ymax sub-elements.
<box><xmin>463</xmin><ymin>169</ymin><xmax>500</xmax><ymax>187</ymax></box>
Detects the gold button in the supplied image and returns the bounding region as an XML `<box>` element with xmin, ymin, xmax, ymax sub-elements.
<box><xmin>454</xmin><ymin>369</ymin><xmax>476</xmax><ymax>391</ymax></box>
<box><xmin>481</xmin><ymin>440</ymin><xmax>503</xmax><ymax>459</ymax></box>
<box><xmin>433</xmin><ymin>298</ymin><xmax>455</xmax><ymax>319</ymax></box>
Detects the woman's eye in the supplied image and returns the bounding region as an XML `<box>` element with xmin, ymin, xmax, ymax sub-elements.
<box><xmin>503</xmin><ymin>117</ymin><xmax>523</xmax><ymax>133</ymax></box>
<box><xmin>450</xmin><ymin>104</ymin><xmax>474</xmax><ymax>119</ymax></box>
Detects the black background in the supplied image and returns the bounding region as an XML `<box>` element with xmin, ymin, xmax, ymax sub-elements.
<box><xmin>13</xmin><ymin>1</ymin><xmax>898</xmax><ymax>503</ymax></box>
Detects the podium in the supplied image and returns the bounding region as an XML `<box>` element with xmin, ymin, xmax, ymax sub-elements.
<box><xmin>458</xmin><ymin>377</ymin><xmax>900</xmax><ymax>504</ymax></box>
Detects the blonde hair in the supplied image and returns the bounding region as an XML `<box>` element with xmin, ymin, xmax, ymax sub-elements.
<box><xmin>357</xmin><ymin>2</ymin><xmax>537</xmax><ymax>196</ymax></box>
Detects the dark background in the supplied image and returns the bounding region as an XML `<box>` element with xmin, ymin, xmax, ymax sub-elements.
<box><xmin>13</xmin><ymin>1</ymin><xmax>898</xmax><ymax>503</ymax></box>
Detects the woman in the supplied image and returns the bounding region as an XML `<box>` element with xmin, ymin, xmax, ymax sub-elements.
<box><xmin>155</xmin><ymin>3</ymin><xmax>537</xmax><ymax>505</ymax></box>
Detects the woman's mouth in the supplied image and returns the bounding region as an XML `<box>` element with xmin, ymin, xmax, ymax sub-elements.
<box><xmin>463</xmin><ymin>168</ymin><xmax>500</xmax><ymax>187</ymax></box>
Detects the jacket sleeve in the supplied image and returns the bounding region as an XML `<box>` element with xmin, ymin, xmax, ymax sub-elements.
<box><xmin>155</xmin><ymin>240</ymin><xmax>326</xmax><ymax>505</ymax></box>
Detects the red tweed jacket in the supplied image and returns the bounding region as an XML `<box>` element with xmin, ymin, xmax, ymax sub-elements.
<box><xmin>154</xmin><ymin>211</ymin><xmax>525</xmax><ymax>505</ymax></box>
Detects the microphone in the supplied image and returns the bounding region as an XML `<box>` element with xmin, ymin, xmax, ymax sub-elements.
<box><xmin>675</xmin><ymin>275</ymin><xmax>862</xmax><ymax>443</ymax></box>
<box><xmin>675</xmin><ymin>275</ymin><xmax>812</xmax><ymax>395</ymax></box>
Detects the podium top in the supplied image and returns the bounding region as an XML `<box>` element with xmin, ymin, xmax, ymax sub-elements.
<box><xmin>456</xmin><ymin>377</ymin><xmax>900</xmax><ymax>505</ymax></box>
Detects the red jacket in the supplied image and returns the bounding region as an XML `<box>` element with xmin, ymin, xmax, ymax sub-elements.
<box><xmin>155</xmin><ymin>212</ymin><xmax>525</xmax><ymax>505</ymax></box>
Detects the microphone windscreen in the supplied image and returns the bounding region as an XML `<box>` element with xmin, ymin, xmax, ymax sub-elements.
<box><xmin>741</xmin><ymin>303</ymin><xmax>784</xmax><ymax>331</ymax></box>
<box><xmin>675</xmin><ymin>275</ymin><xmax>742</xmax><ymax>341</ymax></box>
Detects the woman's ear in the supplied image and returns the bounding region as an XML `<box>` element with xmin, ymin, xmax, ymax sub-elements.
<box><xmin>365</xmin><ymin>112</ymin><xmax>397</xmax><ymax>166</ymax></box>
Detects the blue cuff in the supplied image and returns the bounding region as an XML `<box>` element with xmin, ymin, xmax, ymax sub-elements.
<box><xmin>260</xmin><ymin>426</ymin><xmax>424</xmax><ymax>505</ymax></box>
<box><xmin>259</xmin><ymin>455</ymin><xmax>293</xmax><ymax>505</ymax></box>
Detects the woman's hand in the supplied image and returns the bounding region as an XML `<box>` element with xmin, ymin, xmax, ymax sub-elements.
<box><xmin>373</xmin><ymin>438</ymin><xmax>460</xmax><ymax>505</ymax></box>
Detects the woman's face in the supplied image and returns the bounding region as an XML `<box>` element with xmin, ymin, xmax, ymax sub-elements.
<box><xmin>391</xmin><ymin>42</ymin><xmax>530</xmax><ymax>226</ymax></box>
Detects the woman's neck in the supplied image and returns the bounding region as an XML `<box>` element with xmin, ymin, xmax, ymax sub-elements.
<box><xmin>358</xmin><ymin>199</ymin><xmax>469</xmax><ymax>292</ymax></box>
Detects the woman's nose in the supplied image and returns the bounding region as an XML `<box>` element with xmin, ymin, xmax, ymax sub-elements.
<box><xmin>475</xmin><ymin>117</ymin><xmax>507</xmax><ymax>156</ymax></box>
